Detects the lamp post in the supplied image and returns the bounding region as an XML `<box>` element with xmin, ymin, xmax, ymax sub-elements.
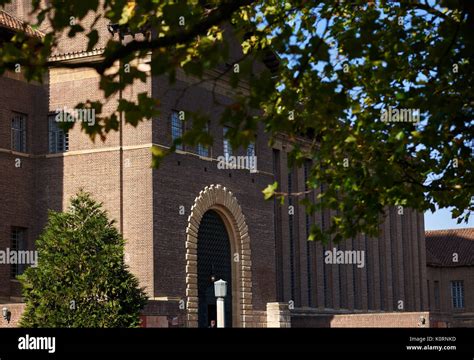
<box><xmin>214</xmin><ymin>279</ymin><xmax>227</xmax><ymax>328</ymax></box>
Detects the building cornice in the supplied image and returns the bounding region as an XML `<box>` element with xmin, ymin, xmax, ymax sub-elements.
<box><xmin>0</xmin><ymin>145</ymin><xmax>274</xmax><ymax>176</ymax></box>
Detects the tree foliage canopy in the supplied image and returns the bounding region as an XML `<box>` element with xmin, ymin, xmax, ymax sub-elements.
<box><xmin>18</xmin><ymin>192</ymin><xmax>147</xmax><ymax>327</ymax></box>
<box><xmin>0</xmin><ymin>0</ymin><xmax>472</xmax><ymax>242</ymax></box>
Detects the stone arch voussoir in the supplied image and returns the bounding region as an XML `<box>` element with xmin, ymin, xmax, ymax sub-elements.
<box><xmin>185</xmin><ymin>184</ymin><xmax>252</xmax><ymax>327</ymax></box>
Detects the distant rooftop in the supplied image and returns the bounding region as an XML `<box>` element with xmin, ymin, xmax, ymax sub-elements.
<box><xmin>0</xmin><ymin>10</ymin><xmax>43</xmax><ymax>38</ymax></box>
<box><xmin>425</xmin><ymin>228</ymin><xmax>474</xmax><ymax>267</ymax></box>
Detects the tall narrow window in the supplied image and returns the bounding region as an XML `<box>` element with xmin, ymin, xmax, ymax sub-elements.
<box><xmin>304</xmin><ymin>160</ymin><xmax>312</xmax><ymax>307</ymax></box>
<box><xmin>246</xmin><ymin>142</ymin><xmax>256</xmax><ymax>170</ymax></box>
<box><xmin>434</xmin><ymin>281</ymin><xmax>440</xmax><ymax>310</ymax></box>
<box><xmin>11</xmin><ymin>112</ymin><xmax>27</xmax><ymax>152</ymax></box>
<box><xmin>273</xmin><ymin>149</ymin><xmax>284</xmax><ymax>301</ymax></box>
<box><xmin>352</xmin><ymin>237</ymin><xmax>358</xmax><ymax>309</ymax></box>
<box><xmin>338</xmin><ymin>249</ymin><xmax>344</xmax><ymax>309</ymax></box>
<box><xmin>379</xmin><ymin>233</ymin><xmax>385</xmax><ymax>310</ymax></box>
<box><xmin>451</xmin><ymin>281</ymin><xmax>464</xmax><ymax>309</ymax></box>
<box><xmin>171</xmin><ymin>111</ymin><xmax>184</xmax><ymax>150</ymax></box>
<box><xmin>49</xmin><ymin>114</ymin><xmax>69</xmax><ymax>153</ymax></box>
<box><xmin>365</xmin><ymin>234</ymin><xmax>372</xmax><ymax>310</ymax></box>
<box><xmin>223</xmin><ymin>126</ymin><xmax>232</xmax><ymax>160</ymax></box>
<box><xmin>322</xmin><ymin>246</ymin><xmax>328</xmax><ymax>308</ymax></box>
<box><xmin>321</xmin><ymin>183</ymin><xmax>328</xmax><ymax>308</ymax></box>
<box><xmin>390</xmin><ymin>210</ymin><xmax>398</xmax><ymax>310</ymax></box>
<box><xmin>196</xmin><ymin>122</ymin><xmax>209</xmax><ymax>157</ymax></box>
<box><xmin>246</xmin><ymin>142</ymin><xmax>255</xmax><ymax>157</ymax></box>
<box><xmin>288</xmin><ymin>170</ymin><xmax>296</xmax><ymax>302</ymax></box>
<box><xmin>11</xmin><ymin>227</ymin><xmax>27</xmax><ymax>278</ymax></box>
<box><xmin>427</xmin><ymin>280</ymin><xmax>431</xmax><ymax>311</ymax></box>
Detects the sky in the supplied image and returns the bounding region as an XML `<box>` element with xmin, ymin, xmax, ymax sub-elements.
<box><xmin>279</xmin><ymin>3</ymin><xmax>473</xmax><ymax>233</ymax></box>
<box><xmin>424</xmin><ymin>207</ymin><xmax>473</xmax><ymax>231</ymax></box>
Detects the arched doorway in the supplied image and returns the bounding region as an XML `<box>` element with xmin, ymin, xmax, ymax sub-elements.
<box><xmin>197</xmin><ymin>210</ymin><xmax>232</xmax><ymax>328</ymax></box>
<box><xmin>185</xmin><ymin>184</ymin><xmax>253</xmax><ymax>328</ymax></box>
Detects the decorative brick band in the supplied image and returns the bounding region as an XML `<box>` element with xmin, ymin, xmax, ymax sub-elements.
<box><xmin>185</xmin><ymin>184</ymin><xmax>252</xmax><ymax>327</ymax></box>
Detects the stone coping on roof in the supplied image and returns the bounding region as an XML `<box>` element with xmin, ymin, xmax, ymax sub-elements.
<box><xmin>48</xmin><ymin>48</ymin><xmax>105</xmax><ymax>62</ymax></box>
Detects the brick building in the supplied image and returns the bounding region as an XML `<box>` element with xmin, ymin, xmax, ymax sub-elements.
<box><xmin>0</xmin><ymin>2</ymin><xmax>435</xmax><ymax>328</ymax></box>
<box><xmin>426</xmin><ymin>228</ymin><xmax>474</xmax><ymax>327</ymax></box>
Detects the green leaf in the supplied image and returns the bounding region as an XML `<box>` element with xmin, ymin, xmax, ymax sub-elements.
<box><xmin>262</xmin><ymin>182</ymin><xmax>278</xmax><ymax>200</ymax></box>
<box><xmin>345</xmin><ymin>135</ymin><xmax>357</xmax><ymax>143</ymax></box>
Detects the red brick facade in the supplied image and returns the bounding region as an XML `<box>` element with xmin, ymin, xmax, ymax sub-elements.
<box><xmin>426</xmin><ymin>229</ymin><xmax>474</xmax><ymax>327</ymax></box>
<box><xmin>1</xmin><ymin>2</ymin><xmax>460</xmax><ymax>328</ymax></box>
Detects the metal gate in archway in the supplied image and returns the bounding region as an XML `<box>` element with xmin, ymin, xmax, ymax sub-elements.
<box><xmin>197</xmin><ymin>210</ymin><xmax>232</xmax><ymax>328</ymax></box>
